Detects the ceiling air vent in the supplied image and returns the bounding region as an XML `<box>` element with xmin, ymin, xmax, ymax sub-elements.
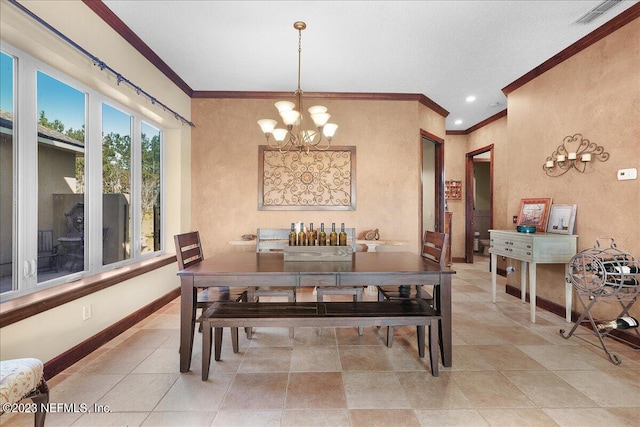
<box><xmin>574</xmin><ymin>0</ymin><xmax>623</xmax><ymax>24</ymax></box>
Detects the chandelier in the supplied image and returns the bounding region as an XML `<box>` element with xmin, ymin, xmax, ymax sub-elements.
<box><xmin>257</xmin><ymin>21</ymin><xmax>338</xmax><ymax>153</ymax></box>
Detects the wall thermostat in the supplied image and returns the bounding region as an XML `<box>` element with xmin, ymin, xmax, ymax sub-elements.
<box><xmin>617</xmin><ymin>168</ymin><xmax>637</xmax><ymax>181</ymax></box>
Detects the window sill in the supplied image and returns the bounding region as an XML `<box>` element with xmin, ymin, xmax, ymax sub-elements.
<box><xmin>0</xmin><ymin>254</ymin><xmax>177</xmax><ymax>328</ymax></box>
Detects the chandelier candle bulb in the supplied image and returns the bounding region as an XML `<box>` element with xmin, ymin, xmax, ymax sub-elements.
<box><xmin>281</xmin><ymin>110</ymin><xmax>301</xmax><ymax>126</ymax></box>
<box><xmin>581</xmin><ymin>153</ymin><xmax>592</xmax><ymax>162</ymax></box>
<box><xmin>323</xmin><ymin>123</ymin><xmax>339</xmax><ymax>138</ymax></box>
<box><xmin>557</xmin><ymin>154</ymin><xmax>566</xmax><ymax>162</ymax></box>
<box><xmin>568</xmin><ymin>152</ymin><xmax>577</xmax><ymax>160</ymax></box>
<box><xmin>272</xmin><ymin>128</ymin><xmax>288</xmax><ymax>141</ymax></box>
<box><xmin>545</xmin><ymin>160</ymin><xmax>554</xmax><ymax>168</ymax></box>
<box><xmin>275</xmin><ymin>101</ymin><xmax>295</xmax><ymax>113</ymax></box>
<box><xmin>310</xmin><ymin>113</ymin><xmax>331</xmax><ymax>127</ymax></box>
<box><xmin>257</xmin><ymin>119</ymin><xmax>277</xmax><ymax>134</ymax></box>
<box><xmin>308</xmin><ymin>105</ymin><xmax>327</xmax><ymax>115</ymax></box>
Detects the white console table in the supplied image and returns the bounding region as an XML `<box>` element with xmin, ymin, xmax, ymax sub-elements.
<box><xmin>489</xmin><ymin>230</ymin><xmax>577</xmax><ymax>323</ymax></box>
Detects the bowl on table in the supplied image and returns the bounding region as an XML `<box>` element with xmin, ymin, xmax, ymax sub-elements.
<box><xmin>516</xmin><ymin>225</ymin><xmax>536</xmax><ymax>233</ymax></box>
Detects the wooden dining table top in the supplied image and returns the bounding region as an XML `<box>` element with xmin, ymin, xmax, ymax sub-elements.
<box><xmin>177</xmin><ymin>251</ymin><xmax>455</xmax><ymax>277</ymax></box>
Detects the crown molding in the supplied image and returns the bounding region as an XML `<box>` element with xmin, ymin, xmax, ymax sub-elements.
<box><xmin>192</xmin><ymin>91</ymin><xmax>449</xmax><ymax>118</ymax></box>
<box><xmin>82</xmin><ymin>0</ymin><xmax>193</xmax><ymax>97</ymax></box>
<box><xmin>446</xmin><ymin>109</ymin><xmax>507</xmax><ymax>136</ymax></box>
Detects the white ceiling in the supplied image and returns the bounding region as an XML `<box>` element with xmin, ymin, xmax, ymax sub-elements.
<box><xmin>101</xmin><ymin>0</ymin><xmax>638</xmax><ymax>131</ymax></box>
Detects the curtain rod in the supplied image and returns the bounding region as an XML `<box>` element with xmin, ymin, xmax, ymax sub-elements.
<box><xmin>7</xmin><ymin>0</ymin><xmax>195</xmax><ymax>127</ymax></box>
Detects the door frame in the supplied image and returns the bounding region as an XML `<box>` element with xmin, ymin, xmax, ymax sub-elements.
<box><xmin>419</xmin><ymin>129</ymin><xmax>445</xmax><ymax>253</ymax></box>
<box><xmin>464</xmin><ymin>144</ymin><xmax>494</xmax><ymax>263</ymax></box>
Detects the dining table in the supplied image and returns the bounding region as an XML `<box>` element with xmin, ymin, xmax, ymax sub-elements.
<box><xmin>177</xmin><ymin>251</ymin><xmax>455</xmax><ymax>373</ymax></box>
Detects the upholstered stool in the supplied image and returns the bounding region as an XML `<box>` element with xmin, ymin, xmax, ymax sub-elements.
<box><xmin>0</xmin><ymin>358</ymin><xmax>49</xmax><ymax>427</ymax></box>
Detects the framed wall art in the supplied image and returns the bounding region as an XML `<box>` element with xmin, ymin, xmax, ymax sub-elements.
<box><xmin>445</xmin><ymin>180</ymin><xmax>462</xmax><ymax>200</ymax></box>
<box><xmin>258</xmin><ymin>145</ymin><xmax>356</xmax><ymax>211</ymax></box>
<box><xmin>546</xmin><ymin>204</ymin><xmax>577</xmax><ymax>234</ymax></box>
<box><xmin>516</xmin><ymin>198</ymin><xmax>552</xmax><ymax>232</ymax></box>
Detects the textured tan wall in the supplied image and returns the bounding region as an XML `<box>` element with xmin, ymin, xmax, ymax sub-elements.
<box><xmin>506</xmin><ymin>18</ymin><xmax>640</xmax><ymax>318</ymax></box>
<box><xmin>191</xmin><ymin>98</ymin><xmax>445</xmax><ymax>256</ymax></box>
<box><xmin>443</xmin><ymin>134</ymin><xmax>467</xmax><ymax>259</ymax></box>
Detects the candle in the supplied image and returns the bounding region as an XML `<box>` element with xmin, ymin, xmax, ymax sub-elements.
<box><xmin>581</xmin><ymin>153</ymin><xmax>592</xmax><ymax>162</ymax></box>
<box><xmin>568</xmin><ymin>152</ymin><xmax>577</xmax><ymax>160</ymax></box>
<box><xmin>545</xmin><ymin>160</ymin><xmax>554</xmax><ymax>168</ymax></box>
<box><xmin>557</xmin><ymin>154</ymin><xmax>566</xmax><ymax>162</ymax></box>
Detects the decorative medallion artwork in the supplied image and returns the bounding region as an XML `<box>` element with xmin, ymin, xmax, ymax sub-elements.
<box><xmin>258</xmin><ymin>146</ymin><xmax>356</xmax><ymax>211</ymax></box>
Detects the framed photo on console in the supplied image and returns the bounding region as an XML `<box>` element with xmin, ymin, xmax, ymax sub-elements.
<box><xmin>516</xmin><ymin>198</ymin><xmax>552</xmax><ymax>232</ymax></box>
<box><xmin>546</xmin><ymin>204</ymin><xmax>577</xmax><ymax>234</ymax></box>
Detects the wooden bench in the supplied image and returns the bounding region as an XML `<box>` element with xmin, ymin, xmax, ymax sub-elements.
<box><xmin>199</xmin><ymin>300</ymin><xmax>441</xmax><ymax>380</ymax></box>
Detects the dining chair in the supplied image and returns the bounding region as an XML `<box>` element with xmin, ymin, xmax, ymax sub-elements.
<box><xmin>174</xmin><ymin>231</ymin><xmax>247</xmax><ymax>351</ymax></box>
<box><xmin>315</xmin><ymin>228</ymin><xmax>365</xmax><ymax>335</ymax></box>
<box><xmin>250</xmin><ymin>228</ymin><xmax>297</xmax><ymax>338</ymax></box>
<box><xmin>377</xmin><ymin>230</ymin><xmax>448</xmax><ymax>353</ymax></box>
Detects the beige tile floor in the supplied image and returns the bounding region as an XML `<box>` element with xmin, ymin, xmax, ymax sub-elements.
<box><xmin>3</xmin><ymin>256</ymin><xmax>640</xmax><ymax>426</ymax></box>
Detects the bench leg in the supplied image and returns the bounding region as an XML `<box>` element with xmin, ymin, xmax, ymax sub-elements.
<box><xmin>202</xmin><ymin>322</ymin><xmax>212</xmax><ymax>381</ymax></box>
<box><xmin>231</xmin><ymin>327</ymin><xmax>239</xmax><ymax>353</ymax></box>
<box><xmin>429</xmin><ymin>320</ymin><xmax>439</xmax><ymax>377</ymax></box>
<box><xmin>214</xmin><ymin>327</ymin><xmax>223</xmax><ymax>362</ymax></box>
<box><xmin>386</xmin><ymin>326</ymin><xmax>394</xmax><ymax>347</ymax></box>
<box><xmin>417</xmin><ymin>325</ymin><xmax>425</xmax><ymax>358</ymax></box>
<box><xmin>288</xmin><ymin>293</ymin><xmax>295</xmax><ymax>338</ymax></box>
<box><xmin>355</xmin><ymin>288</ymin><xmax>364</xmax><ymax>336</ymax></box>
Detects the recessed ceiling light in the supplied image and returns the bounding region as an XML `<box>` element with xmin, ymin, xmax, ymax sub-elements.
<box><xmin>454</xmin><ymin>119</ymin><xmax>463</xmax><ymax>125</ymax></box>
<box><xmin>465</xmin><ymin>96</ymin><xmax>476</xmax><ymax>103</ymax></box>
<box><xmin>489</xmin><ymin>101</ymin><xmax>501</xmax><ymax>108</ymax></box>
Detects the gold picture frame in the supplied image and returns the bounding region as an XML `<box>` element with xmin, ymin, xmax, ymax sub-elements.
<box><xmin>258</xmin><ymin>146</ymin><xmax>356</xmax><ymax>211</ymax></box>
<box><xmin>516</xmin><ymin>198</ymin><xmax>552</xmax><ymax>232</ymax></box>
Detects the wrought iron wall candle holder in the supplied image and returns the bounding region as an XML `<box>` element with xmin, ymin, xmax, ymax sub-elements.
<box><xmin>543</xmin><ymin>134</ymin><xmax>609</xmax><ymax>177</ymax></box>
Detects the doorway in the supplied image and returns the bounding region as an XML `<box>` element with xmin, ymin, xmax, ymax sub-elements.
<box><xmin>464</xmin><ymin>144</ymin><xmax>494</xmax><ymax>263</ymax></box>
<box><xmin>420</xmin><ymin>130</ymin><xmax>445</xmax><ymax>252</ymax></box>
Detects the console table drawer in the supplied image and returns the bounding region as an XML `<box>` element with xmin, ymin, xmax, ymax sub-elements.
<box><xmin>489</xmin><ymin>230</ymin><xmax>575</xmax><ymax>263</ymax></box>
<box><xmin>490</xmin><ymin>233</ymin><xmax>534</xmax><ymax>261</ymax></box>
<box><xmin>492</xmin><ymin>244</ymin><xmax>534</xmax><ymax>261</ymax></box>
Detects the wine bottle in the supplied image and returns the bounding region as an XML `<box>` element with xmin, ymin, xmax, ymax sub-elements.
<box><xmin>288</xmin><ymin>223</ymin><xmax>297</xmax><ymax>246</ymax></box>
<box><xmin>329</xmin><ymin>223</ymin><xmax>338</xmax><ymax>246</ymax></box>
<box><xmin>339</xmin><ymin>222</ymin><xmax>347</xmax><ymax>246</ymax></box>
<box><xmin>596</xmin><ymin>316</ymin><xmax>639</xmax><ymax>331</ymax></box>
<box><xmin>308</xmin><ymin>222</ymin><xmax>317</xmax><ymax>246</ymax></box>
<box><xmin>319</xmin><ymin>223</ymin><xmax>327</xmax><ymax>246</ymax></box>
<box><xmin>298</xmin><ymin>222</ymin><xmax>307</xmax><ymax>246</ymax></box>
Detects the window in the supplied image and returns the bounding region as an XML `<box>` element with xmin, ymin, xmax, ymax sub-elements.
<box><xmin>36</xmin><ymin>71</ymin><xmax>86</xmax><ymax>282</ymax></box>
<box><xmin>102</xmin><ymin>104</ymin><xmax>132</xmax><ymax>265</ymax></box>
<box><xmin>0</xmin><ymin>44</ymin><xmax>165</xmax><ymax>301</ymax></box>
<box><xmin>0</xmin><ymin>51</ymin><xmax>14</xmax><ymax>294</ymax></box>
<box><xmin>141</xmin><ymin>122</ymin><xmax>161</xmax><ymax>254</ymax></box>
